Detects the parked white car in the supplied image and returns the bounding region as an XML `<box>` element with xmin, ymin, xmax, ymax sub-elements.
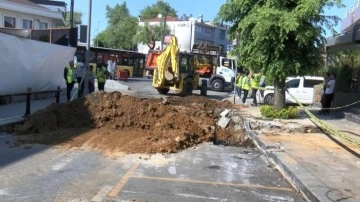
<box><xmin>259</xmin><ymin>76</ymin><xmax>324</xmax><ymax>105</ymax></box>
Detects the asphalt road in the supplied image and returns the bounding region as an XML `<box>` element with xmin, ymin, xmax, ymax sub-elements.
<box><xmin>119</xmin><ymin>77</ymin><xmax>237</xmax><ymax>101</ymax></box>
<box><xmin>0</xmin><ymin>78</ymin><xmax>306</xmax><ymax>202</ymax></box>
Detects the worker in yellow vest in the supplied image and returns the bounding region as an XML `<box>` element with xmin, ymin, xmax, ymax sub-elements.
<box><xmin>250</xmin><ymin>71</ymin><xmax>262</xmax><ymax>106</ymax></box>
<box><xmin>241</xmin><ymin>71</ymin><xmax>251</xmax><ymax>104</ymax></box>
<box><xmin>63</xmin><ymin>60</ymin><xmax>77</xmax><ymax>102</ymax></box>
<box><xmin>96</xmin><ymin>62</ymin><xmax>110</xmax><ymax>91</ymax></box>
<box><xmin>235</xmin><ymin>72</ymin><xmax>243</xmax><ymax>99</ymax></box>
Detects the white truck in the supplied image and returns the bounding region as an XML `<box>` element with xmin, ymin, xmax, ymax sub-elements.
<box><xmin>191</xmin><ymin>43</ymin><xmax>237</xmax><ymax>92</ymax></box>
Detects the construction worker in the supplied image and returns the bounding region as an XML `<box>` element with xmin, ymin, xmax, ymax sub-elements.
<box><xmin>63</xmin><ymin>60</ymin><xmax>77</xmax><ymax>102</ymax></box>
<box><xmin>235</xmin><ymin>72</ymin><xmax>243</xmax><ymax>99</ymax></box>
<box><xmin>96</xmin><ymin>62</ymin><xmax>109</xmax><ymax>91</ymax></box>
<box><xmin>259</xmin><ymin>73</ymin><xmax>266</xmax><ymax>98</ymax></box>
<box><xmin>76</xmin><ymin>62</ymin><xmax>86</xmax><ymax>98</ymax></box>
<box><xmin>87</xmin><ymin>65</ymin><xmax>95</xmax><ymax>94</ymax></box>
<box><xmin>241</xmin><ymin>71</ymin><xmax>251</xmax><ymax>104</ymax></box>
<box><xmin>250</xmin><ymin>70</ymin><xmax>261</xmax><ymax>106</ymax></box>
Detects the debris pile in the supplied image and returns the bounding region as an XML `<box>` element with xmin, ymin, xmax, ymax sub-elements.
<box><xmin>2</xmin><ymin>92</ymin><xmax>248</xmax><ymax>155</ymax></box>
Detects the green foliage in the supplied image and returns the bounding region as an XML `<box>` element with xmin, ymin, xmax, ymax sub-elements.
<box><xmin>327</xmin><ymin>50</ymin><xmax>360</xmax><ymax>92</ymax></box>
<box><xmin>132</xmin><ymin>22</ymin><xmax>171</xmax><ymax>50</ymax></box>
<box><xmin>65</xmin><ymin>11</ymin><xmax>82</xmax><ymax>27</ymax></box>
<box><xmin>139</xmin><ymin>0</ymin><xmax>177</xmax><ymax>20</ymax></box>
<box><xmin>328</xmin><ymin>65</ymin><xmax>355</xmax><ymax>92</ymax></box>
<box><xmin>97</xmin><ymin>3</ymin><xmax>138</xmax><ymax>50</ymax></box>
<box><xmin>217</xmin><ymin>0</ymin><xmax>342</xmax><ymax>109</ymax></box>
<box><xmin>260</xmin><ymin>105</ymin><xmax>300</xmax><ymax>119</ymax></box>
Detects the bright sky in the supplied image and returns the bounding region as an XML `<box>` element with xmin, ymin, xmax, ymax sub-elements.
<box><xmin>64</xmin><ymin>0</ymin><xmax>357</xmax><ymax>39</ymax></box>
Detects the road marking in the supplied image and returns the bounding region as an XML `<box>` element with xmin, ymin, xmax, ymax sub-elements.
<box><xmin>132</xmin><ymin>175</ymin><xmax>293</xmax><ymax>191</ymax></box>
<box><xmin>91</xmin><ymin>185</ymin><xmax>113</xmax><ymax>202</ymax></box>
<box><xmin>176</xmin><ymin>193</ymin><xmax>226</xmax><ymax>200</ymax></box>
<box><xmin>51</xmin><ymin>157</ymin><xmax>73</xmax><ymax>171</ymax></box>
<box><xmin>168</xmin><ymin>166</ymin><xmax>176</xmax><ymax>175</ymax></box>
<box><xmin>107</xmin><ymin>163</ymin><xmax>140</xmax><ymax>197</ymax></box>
<box><xmin>0</xmin><ymin>189</ymin><xmax>9</xmax><ymax>196</ymax></box>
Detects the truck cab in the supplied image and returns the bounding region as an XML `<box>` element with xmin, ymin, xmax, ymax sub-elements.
<box><xmin>191</xmin><ymin>43</ymin><xmax>237</xmax><ymax>92</ymax></box>
<box><xmin>209</xmin><ymin>56</ymin><xmax>236</xmax><ymax>91</ymax></box>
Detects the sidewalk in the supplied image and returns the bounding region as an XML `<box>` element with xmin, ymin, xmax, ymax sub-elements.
<box><xmin>226</xmin><ymin>93</ymin><xmax>360</xmax><ymax>202</ymax></box>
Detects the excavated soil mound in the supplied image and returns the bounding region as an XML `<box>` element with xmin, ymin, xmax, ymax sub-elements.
<box><xmin>2</xmin><ymin>92</ymin><xmax>245</xmax><ymax>154</ymax></box>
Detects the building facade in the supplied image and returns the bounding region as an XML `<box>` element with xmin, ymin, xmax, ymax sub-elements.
<box><xmin>0</xmin><ymin>0</ymin><xmax>65</xmax><ymax>29</ymax></box>
<box><xmin>137</xmin><ymin>15</ymin><xmax>232</xmax><ymax>55</ymax></box>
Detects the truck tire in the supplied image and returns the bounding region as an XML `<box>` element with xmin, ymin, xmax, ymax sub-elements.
<box><xmin>181</xmin><ymin>78</ymin><xmax>193</xmax><ymax>96</ymax></box>
<box><xmin>264</xmin><ymin>93</ymin><xmax>274</xmax><ymax>105</ymax></box>
<box><xmin>200</xmin><ymin>80</ymin><xmax>207</xmax><ymax>96</ymax></box>
<box><xmin>157</xmin><ymin>88</ymin><xmax>169</xmax><ymax>95</ymax></box>
<box><xmin>211</xmin><ymin>79</ymin><xmax>224</xmax><ymax>92</ymax></box>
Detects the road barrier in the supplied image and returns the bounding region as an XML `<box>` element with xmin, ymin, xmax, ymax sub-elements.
<box><xmin>286</xmin><ymin>89</ymin><xmax>360</xmax><ymax>148</ymax></box>
<box><xmin>0</xmin><ymin>86</ymin><xmax>61</xmax><ymax>121</ymax></box>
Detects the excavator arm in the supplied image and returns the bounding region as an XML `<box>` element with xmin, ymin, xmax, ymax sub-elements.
<box><xmin>152</xmin><ymin>35</ymin><xmax>179</xmax><ymax>88</ymax></box>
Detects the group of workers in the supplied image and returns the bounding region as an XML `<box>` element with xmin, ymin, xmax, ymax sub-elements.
<box><xmin>63</xmin><ymin>60</ymin><xmax>110</xmax><ymax>102</ymax></box>
<box><xmin>235</xmin><ymin>70</ymin><xmax>266</xmax><ymax>106</ymax></box>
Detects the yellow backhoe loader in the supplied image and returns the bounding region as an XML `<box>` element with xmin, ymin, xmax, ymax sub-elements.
<box><xmin>148</xmin><ymin>35</ymin><xmax>207</xmax><ymax>96</ymax></box>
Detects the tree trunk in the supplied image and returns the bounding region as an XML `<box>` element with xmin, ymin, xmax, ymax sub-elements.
<box><xmin>274</xmin><ymin>77</ymin><xmax>286</xmax><ymax>110</ymax></box>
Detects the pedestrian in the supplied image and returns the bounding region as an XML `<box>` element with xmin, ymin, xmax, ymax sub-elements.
<box><xmin>76</xmin><ymin>62</ymin><xmax>86</xmax><ymax>98</ymax></box>
<box><xmin>241</xmin><ymin>71</ymin><xmax>251</xmax><ymax>104</ymax></box>
<box><xmin>63</xmin><ymin>60</ymin><xmax>77</xmax><ymax>102</ymax></box>
<box><xmin>320</xmin><ymin>72</ymin><xmax>330</xmax><ymax>107</ymax></box>
<box><xmin>250</xmin><ymin>70</ymin><xmax>261</xmax><ymax>106</ymax></box>
<box><xmin>111</xmin><ymin>59</ymin><xmax>117</xmax><ymax>79</ymax></box>
<box><xmin>87</xmin><ymin>65</ymin><xmax>95</xmax><ymax>94</ymax></box>
<box><xmin>235</xmin><ymin>72</ymin><xmax>243</xmax><ymax>99</ymax></box>
<box><xmin>96</xmin><ymin>62</ymin><xmax>109</xmax><ymax>91</ymax></box>
<box><xmin>107</xmin><ymin>60</ymin><xmax>113</xmax><ymax>79</ymax></box>
<box><xmin>320</xmin><ymin>73</ymin><xmax>336</xmax><ymax>115</ymax></box>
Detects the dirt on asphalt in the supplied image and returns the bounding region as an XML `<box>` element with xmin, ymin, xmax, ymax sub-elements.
<box><xmin>2</xmin><ymin>92</ymin><xmax>249</xmax><ymax>155</ymax></box>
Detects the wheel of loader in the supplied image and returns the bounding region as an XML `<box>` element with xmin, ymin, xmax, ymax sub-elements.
<box><xmin>157</xmin><ymin>88</ymin><xmax>170</xmax><ymax>95</ymax></box>
<box><xmin>181</xmin><ymin>78</ymin><xmax>193</xmax><ymax>96</ymax></box>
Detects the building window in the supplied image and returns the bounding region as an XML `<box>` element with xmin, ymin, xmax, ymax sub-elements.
<box><xmin>39</xmin><ymin>22</ymin><xmax>48</xmax><ymax>29</ymax></box>
<box><xmin>220</xmin><ymin>30</ymin><xmax>226</xmax><ymax>40</ymax></box>
<box><xmin>4</xmin><ymin>16</ymin><xmax>16</xmax><ymax>28</ymax></box>
<box><xmin>22</xmin><ymin>19</ymin><xmax>32</xmax><ymax>29</ymax></box>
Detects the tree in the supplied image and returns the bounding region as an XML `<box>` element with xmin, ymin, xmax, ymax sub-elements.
<box><xmin>65</xmin><ymin>11</ymin><xmax>82</xmax><ymax>27</ymax></box>
<box><xmin>97</xmin><ymin>3</ymin><xmax>138</xmax><ymax>50</ymax></box>
<box><xmin>327</xmin><ymin>50</ymin><xmax>360</xmax><ymax>91</ymax></box>
<box><xmin>132</xmin><ymin>22</ymin><xmax>171</xmax><ymax>50</ymax></box>
<box><xmin>133</xmin><ymin>0</ymin><xmax>176</xmax><ymax>50</ymax></box>
<box><xmin>217</xmin><ymin>0</ymin><xmax>342</xmax><ymax>109</ymax></box>
<box><xmin>139</xmin><ymin>0</ymin><xmax>177</xmax><ymax>20</ymax></box>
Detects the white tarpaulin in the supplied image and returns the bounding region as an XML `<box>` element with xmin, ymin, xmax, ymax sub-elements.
<box><xmin>0</xmin><ymin>32</ymin><xmax>76</xmax><ymax>95</ymax></box>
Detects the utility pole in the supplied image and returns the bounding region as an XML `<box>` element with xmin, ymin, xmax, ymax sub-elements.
<box><xmin>70</xmin><ymin>0</ymin><xmax>74</xmax><ymax>28</ymax></box>
<box><xmin>85</xmin><ymin>0</ymin><xmax>92</xmax><ymax>68</ymax></box>
<box><xmin>158</xmin><ymin>13</ymin><xmax>167</xmax><ymax>51</ymax></box>
<box><xmin>96</xmin><ymin>20</ymin><xmax>102</xmax><ymax>47</ymax></box>
<box><xmin>162</xmin><ymin>15</ymin><xmax>167</xmax><ymax>51</ymax></box>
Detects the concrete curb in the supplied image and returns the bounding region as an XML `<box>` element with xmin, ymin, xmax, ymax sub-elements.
<box><xmin>243</xmin><ymin>120</ymin><xmax>319</xmax><ymax>202</ymax></box>
<box><xmin>0</xmin><ymin>116</ymin><xmax>24</xmax><ymax>127</ymax></box>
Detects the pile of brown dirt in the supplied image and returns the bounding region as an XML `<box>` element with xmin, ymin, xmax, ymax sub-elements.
<box><xmin>2</xmin><ymin>92</ymin><xmax>246</xmax><ymax>154</ymax></box>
